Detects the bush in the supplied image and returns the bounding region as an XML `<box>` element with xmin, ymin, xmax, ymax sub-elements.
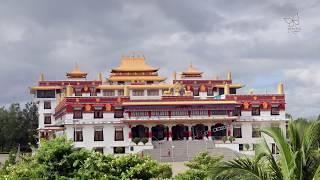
<box><xmin>132</xmin><ymin>137</ymin><xmax>140</xmax><ymax>145</ymax></box>
<box><xmin>141</xmin><ymin>137</ymin><xmax>149</xmax><ymax>145</ymax></box>
<box><xmin>222</xmin><ymin>136</ymin><xmax>228</xmax><ymax>143</ymax></box>
<box><xmin>0</xmin><ymin>136</ymin><xmax>172</xmax><ymax>179</ymax></box>
<box><xmin>244</xmin><ymin>144</ymin><xmax>250</xmax><ymax>151</ymax></box>
<box><xmin>228</xmin><ymin>136</ymin><xmax>235</xmax><ymax>143</ymax></box>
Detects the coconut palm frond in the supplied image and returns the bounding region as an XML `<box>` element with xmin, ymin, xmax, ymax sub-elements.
<box><xmin>261</xmin><ymin>127</ymin><xmax>295</xmax><ymax>179</ymax></box>
<box><xmin>210</xmin><ymin>157</ymin><xmax>272</xmax><ymax>180</ymax></box>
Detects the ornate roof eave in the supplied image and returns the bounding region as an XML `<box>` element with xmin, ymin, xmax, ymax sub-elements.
<box><xmin>97</xmin><ymin>84</ymin><xmax>173</xmax><ymax>90</ymax></box>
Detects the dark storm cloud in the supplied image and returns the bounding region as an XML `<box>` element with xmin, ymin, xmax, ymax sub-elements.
<box><xmin>0</xmin><ymin>0</ymin><xmax>319</xmax><ymax>118</ymax></box>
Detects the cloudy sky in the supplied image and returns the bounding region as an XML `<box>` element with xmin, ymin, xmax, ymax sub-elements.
<box><xmin>0</xmin><ymin>0</ymin><xmax>319</xmax><ymax>118</ymax></box>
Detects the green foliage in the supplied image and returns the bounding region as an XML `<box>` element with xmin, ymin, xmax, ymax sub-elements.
<box><xmin>132</xmin><ymin>137</ymin><xmax>141</xmax><ymax>145</ymax></box>
<box><xmin>228</xmin><ymin>136</ymin><xmax>235</xmax><ymax>143</ymax></box>
<box><xmin>222</xmin><ymin>136</ymin><xmax>228</xmax><ymax>143</ymax></box>
<box><xmin>0</xmin><ymin>136</ymin><xmax>172</xmax><ymax>179</ymax></box>
<box><xmin>210</xmin><ymin>120</ymin><xmax>320</xmax><ymax>180</ymax></box>
<box><xmin>0</xmin><ymin>102</ymin><xmax>38</xmax><ymax>152</ymax></box>
<box><xmin>175</xmin><ymin>152</ymin><xmax>222</xmax><ymax>180</ymax></box>
<box><xmin>141</xmin><ymin>137</ymin><xmax>149</xmax><ymax>144</ymax></box>
<box><xmin>244</xmin><ymin>144</ymin><xmax>250</xmax><ymax>151</ymax></box>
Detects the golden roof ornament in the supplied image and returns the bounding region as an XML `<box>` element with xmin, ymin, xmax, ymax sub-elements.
<box><xmin>111</xmin><ymin>55</ymin><xmax>158</xmax><ymax>72</ymax></box>
<box><xmin>66</xmin><ymin>63</ymin><xmax>88</xmax><ymax>79</ymax></box>
<box><xmin>39</xmin><ymin>73</ymin><xmax>45</xmax><ymax>81</ymax></box>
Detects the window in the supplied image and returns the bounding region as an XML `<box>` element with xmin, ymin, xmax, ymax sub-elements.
<box><xmin>131</xmin><ymin>111</ymin><xmax>148</xmax><ymax>117</ymax></box>
<box><xmin>207</xmin><ymin>88</ymin><xmax>214</xmax><ymax>96</ymax></box>
<box><xmin>113</xmin><ymin>147</ymin><xmax>125</xmax><ymax>154</ymax></box>
<box><xmin>146</xmin><ymin>81</ymin><xmax>153</xmax><ymax>84</ymax></box>
<box><xmin>239</xmin><ymin>144</ymin><xmax>243</xmax><ymax>151</ymax></box>
<box><xmin>44</xmin><ymin>115</ymin><xmax>51</xmax><ymax>124</ymax></box>
<box><xmin>44</xmin><ymin>101</ymin><xmax>51</xmax><ymax>109</ymax></box>
<box><xmin>252</xmin><ymin>124</ymin><xmax>261</xmax><ymax>138</ymax></box>
<box><xmin>37</xmin><ymin>90</ymin><xmax>55</xmax><ymax>98</ymax></box>
<box><xmin>74</xmin><ymin>128</ymin><xmax>83</xmax><ymax>142</ymax></box>
<box><xmin>118</xmin><ymin>90</ymin><xmax>124</xmax><ymax>96</ymax></box>
<box><xmin>253</xmin><ymin>144</ymin><xmax>257</xmax><ymax>150</ymax></box>
<box><xmin>171</xmin><ymin>111</ymin><xmax>188</xmax><ymax>116</ymax></box>
<box><xmin>285</xmin><ymin>123</ymin><xmax>288</xmax><ymax>138</ymax></box>
<box><xmin>103</xmin><ymin>90</ymin><xmax>115</xmax><ymax>97</ymax></box>
<box><xmin>94</xmin><ymin>128</ymin><xmax>104</xmax><ymax>141</ymax></box>
<box><xmin>94</xmin><ymin>147</ymin><xmax>104</xmax><ymax>154</ymax></box>
<box><xmin>147</xmin><ymin>90</ymin><xmax>159</xmax><ymax>96</ymax></box>
<box><xmin>114</xmin><ymin>127</ymin><xmax>124</xmax><ymax>141</ymax></box>
<box><xmin>75</xmin><ymin>89</ymin><xmax>82</xmax><ymax>96</ymax></box>
<box><xmin>233</xmin><ymin>124</ymin><xmax>242</xmax><ymax>138</ymax></box>
<box><xmin>94</xmin><ymin>110</ymin><xmax>103</xmax><ymax>118</ymax></box>
<box><xmin>211</xmin><ymin>110</ymin><xmax>228</xmax><ymax>115</ymax></box>
<box><xmin>271</xmin><ymin>106</ymin><xmax>280</xmax><ymax>115</ymax></box>
<box><xmin>151</xmin><ymin>111</ymin><xmax>169</xmax><ymax>117</ymax></box>
<box><xmin>73</xmin><ymin>110</ymin><xmax>83</xmax><ymax>119</ymax></box>
<box><xmin>233</xmin><ymin>106</ymin><xmax>241</xmax><ymax>116</ymax></box>
<box><xmin>191</xmin><ymin>110</ymin><xmax>208</xmax><ymax>116</ymax></box>
<box><xmin>118</xmin><ymin>81</ymin><xmax>125</xmax><ymax>85</ymax></box>
<box><xmin>272</xmin><ymin>143</ymin><xmax>279</xmax><ymax>154</ymax></box>
<box><xmin>252</xmin><ymin>106</ymin><xmax>260</xmax><ymax>116</ymax></box>
<box><xmin>132</xmin><ymin>90</ymin><xmax>144</xmax><ymax>96</ymax></box>
<box><xmin>193</xmin><ymin>87</ymin><xmax>199</xmax><ymax>96</ymax></box>
<box><xmin>90</xmin><ymin>87</ymin><xmax>97</xmax><ymax>96</ymax></box>
<box><xmin>114</xmin><ymin>107</ymin><xmax>124</xmax><ymax>118</ymax></box>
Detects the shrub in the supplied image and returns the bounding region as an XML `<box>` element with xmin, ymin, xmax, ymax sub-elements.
<box><xmin>132</xmin><ymin>137</ymin><xmax>140</xmax><ymax>145</ymax></box>
<box><xmin>141</xmin><ymin>137</ymin><xmax>149</xmax><ymax>145</ymax></box>
<box><xmin>228</xmin><ymin>136</ymin><xmax>235</xmax><ymax>143</ymax></box>
<box><xmin>244</xmin><ymin>144</ymin><xmax>250</xmax><ymax>151</ymax></box>
<box><xmin>222</xmin><ymin>136</ymin><xmax>228</xmax><ymax>143</ymax></box>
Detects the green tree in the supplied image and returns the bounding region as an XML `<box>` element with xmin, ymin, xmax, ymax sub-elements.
<box><xmin>210</xmin><ymin>120</ymin><xmax>320</xmax><ymax>180</ymax></box>
<box><xmin>175</xmin><ymin>152</ymin><xmax>223</xmax><ymax>180</ymax></box>
<box><xmin>0</xmin><ymin>136</ymin><xmax>172</xmax><ymax>179</ymax></box>
<box><xmin>0</xmin><ymin>102</ymin><xmax>38</xmax><ymax>152</ymax></box>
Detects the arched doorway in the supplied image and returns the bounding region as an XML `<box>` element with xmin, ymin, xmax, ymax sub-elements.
<box><xmin>172</xmin><ymin>124</ymin><xmax>187</xmax><ymax>140</ymax></box>
<box><xmin>192</xmin><ymin>124</ymin><xmax>207</xmax><ymax>140</ymax></box>
<box><xmin>211</xmin><ymin>123</ymin><xmax>227</xmax><ymax>140</ymax></box>
<box><xmin>131</xmin><ymin>125</ymin><xmax>148</xmax><ymax>139</ymax></box>
<box><xmin>152</xmin><ymin>125</ymin><xmax>168</xmax><ymax>141</ymax></box>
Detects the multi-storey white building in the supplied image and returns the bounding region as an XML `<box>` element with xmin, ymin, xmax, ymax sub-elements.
<box><xmin>30</xmin><ymin>56</ymin><xmax>288</xmax><ymax>156</ymax></box>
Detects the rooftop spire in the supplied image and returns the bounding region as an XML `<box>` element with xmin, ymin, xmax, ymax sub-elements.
<box><xmin>66</xmin><ymin>63</ymin><xmax>88</xmax><ymax>79</ymax></box>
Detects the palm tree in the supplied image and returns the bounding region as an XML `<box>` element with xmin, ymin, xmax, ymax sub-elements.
<box><xmin>210</xmin><ymin>120</ymin><xmax>320</xmax><ymax>180</ymax></box>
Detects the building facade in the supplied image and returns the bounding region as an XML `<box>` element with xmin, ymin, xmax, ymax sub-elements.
<box><xmin>30</xmin><ymin>56</ymin><xmax>287</xmax><ymax>155</ymax></box>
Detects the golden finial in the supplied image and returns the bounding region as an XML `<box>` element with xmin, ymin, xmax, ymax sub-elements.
<box><xmin>39</xmin><ymin>73</ymin><xmax>45</xmax><ymax>81</ymax></box>
<box><xmin>215</xmin><ymin>75</ymin><xmax>219</xmax><ymax>80</ymax></box>
<box><xmin>172</xmin><ymin>71</ymin><xmax>177</xmax><ymax>80</ymax></box>
<box><xmin>227</xmin><ymin>72</ymin><xmax>232</xmax><ymax>81</ymax></box>
<box><xmin>224</xmin><ymin>83</ymin><xmax>230</xmax><ymax>95</ymax></box>
<box><xmin>278</xmin><ymin>82</ymin><xmax>284</xmax><ymax>94</ymax></box>
<box><xmin>97</xmin><ymin>72</ymin><xmax>103</xmax><ymax>81</ymax></box>
<box><xmin>249</xmin><ymin>89</ymin><xmax>254</xmax><ymax>95</ymax></box>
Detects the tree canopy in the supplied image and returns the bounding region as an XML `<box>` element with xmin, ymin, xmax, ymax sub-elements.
<box><xmin>0</xmin><ymin>102</ymin><xmax>38</xmax><ymax>152</ymax></box>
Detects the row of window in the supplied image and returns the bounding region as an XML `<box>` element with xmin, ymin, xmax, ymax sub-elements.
<box><xmin>128</xmin><ymin>108</ymin><xmax>280</xmax><ymax>117</ymax></box>
<box><xmin>232</xmin><ymin>124</ymin><xmax>280</xmax><ymax>138</ymax></box>
<box><xmin>238</xmin><ymin>143</ymin><xmax>279</xmax><ymax>154</ymax></box>
<box><xmin>73</xmin><ymin>109</ymin><xmax>124</xmax><ymax>119</ymax></box>
<box><xmin>74</xmin><ymin>127</ymin><xmax>124</xmax><ymax>142</ymax></box>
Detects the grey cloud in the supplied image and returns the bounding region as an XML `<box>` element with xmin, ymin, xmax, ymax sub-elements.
<box><xmin>0</xmin><ymin>0</ymin><xmax>319</xmax><ymax>118</ymax></box>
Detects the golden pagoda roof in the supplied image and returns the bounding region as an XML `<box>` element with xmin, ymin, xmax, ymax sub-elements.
<box><xmin>108</xmin><ymin>76</ymin><xmax>167</xmax><ymax>82</ymax></box>
<box><xmin>66</xmin><ymin>64</ymin><xmax>88</xmax><ymax>78</ymax></box>
<box><xmin>111</xmin><ymin>56</ymin><xmax>158</xmax><ymax>72</ymax></box>
<box><xmin>182</xmin><ymin>63</ymin><xmax>203</xmax><ymax>75</ymax></box>
<box><xmin>122</xmin><ymin>100</ymin><xmax>238</xmax><ymax>106</ymax></box>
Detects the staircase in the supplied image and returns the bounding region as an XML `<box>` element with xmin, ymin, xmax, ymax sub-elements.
<box><xmin>142</xmin><ymin>140</ymin><xmax>243</xmax><ymax>162</ymax></box>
